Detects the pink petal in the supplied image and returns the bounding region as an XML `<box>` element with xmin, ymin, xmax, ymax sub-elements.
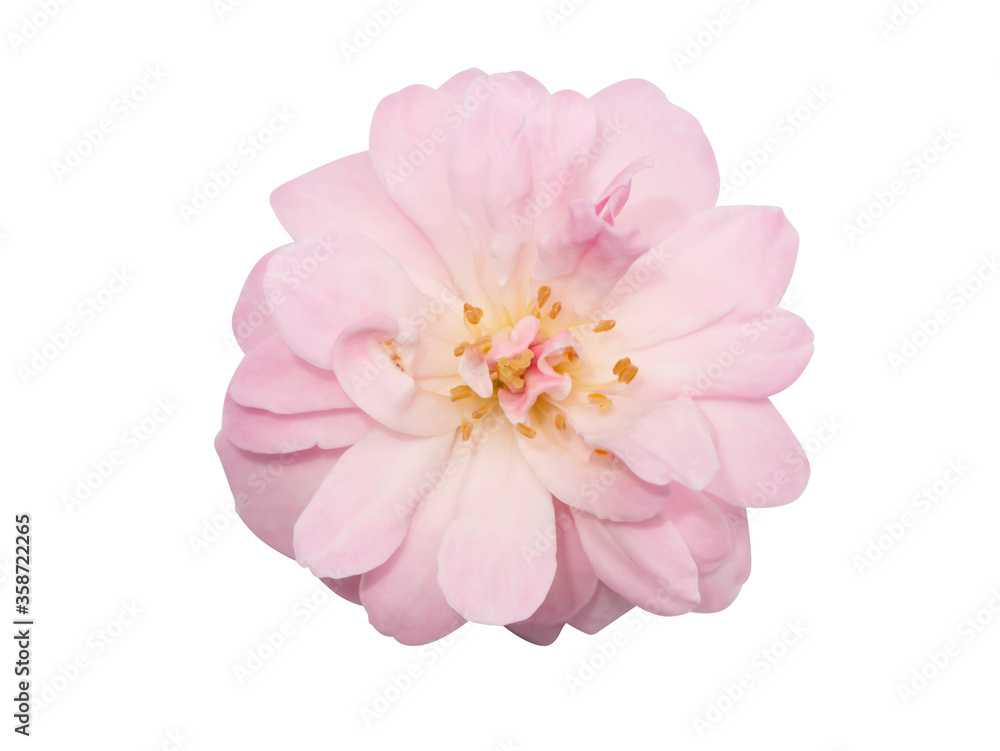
<box><xmin>214</xmin><ymin>432</ymin><xmax>343</xmax><ymax>558</ymax></box>
<box><xmin>332</xmin><ymin>315</ymin><xmax>464</xmax><ymax>436</ymax></box>
<box><xmin>573</xmin><ymin>508</ymin><xmax>701</xmax><ymax>615</ymax></box>
<box><xmin>293</xmin><ymin>427</ymin><xmax>456</xmax><ymax>579</ymax></box>
<box><xmin>568</xmin><ymin>582</ymin><xmax>634</xmax><ymax>635</ymax></box>
<box><xmin>506</xmin><ymin>622</ymin><xmax>564</xmax><ymax>646</ymax></box>
<box><xmin>437</xmin><ymin>426</ymin><xmax>557</xmax><ymax>625</ymax></box>
<box><xmin>609</xmin><ymin>206</ymin><xmax>800</xmax><ymax>330</ymax></box>
<box><xmin>659</xmin><ymin>484</ymin><xmax>732</xmax><ymax>571</ymax></box>
<box><xmin>511</xmin><ymin>501</ymin><xmax>597</xmax><ymax>626</ymax></box>
<box><xmin>697</xmin><ymin>398</ymin><xmax>810</xmax><ymax>508</ymax></box>
<box><xmin>562</xmin><ymin>396</ymin><xmax>719</xmax><ymax>488</ymax></box>
<box><xmin>269</xmin><ymin>152</ymin><xmax>449</xmax><ymax>292</ymax></box>
<box><xmin>368</xmin><ymin>83</ymin><xmax>485</xmax><ymax>297</ymax></box>
<box><xmin>615</xmin><ymin>301</ymin><xmax>815</xmax><ymax>401</ymax></box>
<box><xmin>514</xmin><ymin>423</ymin><xmax>670</xmax><ymax>522</ymax></box>
<box><xmin>227</xmin><ymin>333</ymin><xmax>353</xmax><ymax>414</ymax></box>
<box><xmin>221</xmin><ymin>394</ymin><xmax>374</xmax><ymax>453</ymax></box>
<box><xmin>262</xmin><ymin>227</ymin><xmax>425</xmax><ymax>369</ymax></box>
<box><xmin>693</xmin><ymin>498</ymin><xmax>751</xmax><ymax>613</ymax></box>
<box><xmin>575</xmin><ymin>78</ymin><xmax>719</xmax><ymax>244</ymax></box>
<box><xmin>231</xmin><ymin>249</ymin><xmax>279</xmax><ymax>353</ymax></box>
<box><xmin>359</xmin><ymin>438</ymin><xmax>471</xmax><ymax>645</ymax></box>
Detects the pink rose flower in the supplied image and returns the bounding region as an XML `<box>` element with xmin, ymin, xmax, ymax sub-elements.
<box><xmin>216</xmin><ymin>70</ymin><xmax>814</xmax><ymax>645</ymax></box>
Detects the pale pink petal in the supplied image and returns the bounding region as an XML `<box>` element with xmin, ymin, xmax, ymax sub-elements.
<box><xmin>332</xmin><ymin>315</ymin><xmax>464</xmax><ymax>436</ymax></box>
<box><xmin>221</xmin><ymin>394</ymin><xmax>374</xmax><ymax>454</ymax></box>
<box><xmin>611</xmin><ymin>301</ymin><xmax>814</xmax><ymax>402</ymax></box>
<box><xmin>231</xmin><ymin>249</ymin><xmax>279</xmax><ymax>353</ymax></box>
<box><xmin>269</xmin><ymin>152</ymin><xmax>451</xmax><ymax>292</ymax></box>
<box><xmin>506</xmin><ymin>622</ymin><xmax>564</xmax><ymax>646</ymax></box>
<box><xmin>697</xmin><ymin>397</ymin><xmax>810</xmax><ymax>508</ymax></box>
<box><xmin>575</xmin><ymin>78</ymin><xmax>719</xmax><ymax>244</ymax></box>
<box><xmin>573</xmin><ymin>508</ymin><xmax>701</xmax><ymax>615</ymax></box>
<box><xmin>293</xmin><ymin>427</ymin><xmax>456</xmax><ymax>578</ymax></box>
<box><xmin>609</xmin><ymin>206</ymin><xmax>799</xmax><ymax>331</ymax></box>
<box><xmin>511</xmin><ymin>502</ymin><xmax>597</xmax><ymax>625</ymax></box>
<box><xmin>263</xmin><ymin>227</ymin><xmax>425</xmax><ymax>369</ymax></box>
<box><xmin>227</xmin><ymin>333</ymin><xmax>353</xmax><ymax>414</ymax></box>
<box><xmin>659</xmin><ymin>485</ymin><xmax>732</xmax><ymax>571</ymax></box>
<box><xmin>693</xmin><ymin>499</ymin><xmax>751</xmax><ymax>613</ymax></box>
<box><xmin>514</xmin><ymin>424</ymin><xmax>669</xmax><ymax>522</ymax></box>
<box><xmin>568</xmin><ymin>582</ymin><xmax>635</xmax><ymax>634</ymax></box>
<box><xmin>562</xmin><ymin>396</ymin><xmax>719</xmax><ymax>488</ymax></box>
<box><xmin>322</xmin><ymin>576</ymin><xmax>362</xmax><ymax>606</ymax></box>
<box><xmin>214</xmin><ymin>432</ymin><xmax>343</xmax><ymax>558</ymax></box>
<box><xmin>359</xmin><ymin>439</ymin><xmax>471</xmax><ymax>645</ymax></box>
<box><xmin>437</xmin><ymin>426</ymin><xmax>557</xmax><ymax>624</ymax></box>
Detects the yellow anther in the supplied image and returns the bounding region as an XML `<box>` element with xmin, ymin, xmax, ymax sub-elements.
<box><xmin>613</xmin><ymin>357</ymin><xmax>631</xmax><ymax>376</ymax></box>
<box><xmin>461</xmin><ymin>418</ymin><xmax>473</xmax><ymax>441</ymax></box>
<box><xmin>593</xmin><ymin>448</ymin><xmax>609</xmax><ymax>456</ymax></box>
<box><xmin>619</xmin><ymin>365</ymin><xmax>638</xmax><ymax>385</ymax></box>
<box><xmin>450</xmin><ymin>385</ymin><xmax>474</xmax><ymax>401</ymax></box>
<box><xmin>464</xmin><ymin>304</ymin><xmax>484</xmax><ymax>325</ymax></box>
<box><xmin>472</xmin><ymin>404</ymin><xmax>491</xmax><ymax>420</ymax></box>
<box><xmin>516</xmin><ymin>423</ymin><xmax>537</xmax><ymax>439</ymax></box>
<box><xmin>471</xmin><ymin>335</ymin><xmax>492</xmax><ymax>355</ymax></box>
<box><xmin>548</xmin><ymin>301</ymin><xmax>562</xmax><ymax>319</ymax></box>
<box><xmin>537</xmin><ymin>286</ymin><xmax>552</xmax><ymax>308</ymax></box>
<box><xmin>554</xmin><ymin>413</ymin><xmax>567</xmax><ymax>431</ymax></box>
<box><xmin>588</xmin><ymin>393</ymin><xmax>613</xmax><ymax>412</ymax></box>
<box><xmin>592</xmin><ymin>320</ymin><xmax>616</xmax><ymax>333</ymax></box>
<box><xmin>454</xmin><ymin>341</ymin><xmax>469</xmax><ymax>357</ymax></box>
<box><xmin>496</xmin><ymin>350</ymin><xmax>533</xmax><ymax>389</ymax></box>
<box><xmin>564</xmin><ymin>348</ymin><xmax>579</xmax><ymax>363</ymax></box>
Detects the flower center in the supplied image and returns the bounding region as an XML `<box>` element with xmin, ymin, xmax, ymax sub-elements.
<box><xmin>495</xmin><ymin>351</ymin><xmax>533</xmax><ymax>389</ymax></box>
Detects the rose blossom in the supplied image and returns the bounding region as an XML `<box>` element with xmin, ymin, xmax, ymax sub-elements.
<box><xmin>215</xmin><ymin>69</ymin><xmax>813</xmax><ymax>645</ymax></box>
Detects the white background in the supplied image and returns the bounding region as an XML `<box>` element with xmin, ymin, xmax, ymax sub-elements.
<box><xmin>3</xmin><ymin>0</ymin><xmax>999</xmax><ymax>748</ymax></box>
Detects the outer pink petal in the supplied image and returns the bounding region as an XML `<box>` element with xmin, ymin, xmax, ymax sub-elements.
<box><xmin>214</xmin><ymin>432</ymin><xmax>343</xmax><ymax>558</ymax></box>
<box><xmin>332</xmin><ymin>315</ymin><xmax>464</xmax><ymax>436</ymax></box>
<box><xmin>359</xmin><ymin>439</ymin><xmax>470</xmax><ymax>645</ymax></box>
<box><xmin>263</xmin><ymin>228</ymin><xmax>425</xmax><ymax>370</ymax></box>
<box><xmin>368</xmin><ymin>83</ymin><xmax>485</xmax><ymax>297</ymax></box>
<box><xmin>609</xmin><ymin>206</ymin><xmax>799</xmax><ymax>330</ymax></box>
<box><xmin>231</xmin><ymin>249</ymin><xmax>279</xmax><ymax>353</ymax></box>
<box><xmin>512</xmin><ymin>501</ymin><xmax>598</xmax><ymax>627</ymax></box>
<box><xmin>615</xmin><ymin>301</ymin><xmax>814</xmax><ymax>401</ymax></box>
<box><xmin>693</xmin><ymin>499</ymin><xmax>751</xmax><ymax>613</ymax></box>
<box><xmin>506</xmin><ymin>622</ymin><xmax>564</xmax><ymax>646</ymax></box>
<box><xmin>269</xmin><ymin>152</ymin><xmax>450</xmax><ymax>292</ymax></box>
<box><xmin>437</xmin><ymin>426</ymin><xmax>557</xmax><ymax>625</ymax></box>
<box><xmin>659</xmin><ymin>485</ymin><xmax>732</xmax><ymax>572</ymax></box>
<box><xmin>221</xmin><ymin>394</ymin><xmax>374</xmax><ymax>453</ymax></box>
<box><xmin>227</xmin><ymin>333</ymin><xmax>353</xmax><ymax>414</ymax></box>
<box><xmin>562</xmin><ymin>397</ymin><xmax>719</xmax><ymax>488</ymax></box>
<box><xmin>697</xmin><ymin>398</ymin><xmax>810</xmax><ymax>508</ymax></box>
<box><xmin>322</xmin><ymin>576</ymin><xmax>363</xmax><ymax>606</ymax></box>
<box><xmin>575</xmin><ymin>79</ymin><xmax>719</xmax><ymax>244</ymax></box>
<box><xmin>293</xmin><ymin>428</ymin><xmax>456</xmax><ymax>578</ymax></box>
<box><xmin>573</xmin><ymin>508</ymin><xmax>701</xmax><ymax>615</ymax></box>
<box><xmin>568</xmin><ymin>582</ymin><xmax>634</xmax><ymax>635</ymax></box>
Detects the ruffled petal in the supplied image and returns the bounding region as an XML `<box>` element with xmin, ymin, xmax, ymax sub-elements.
<box><xmin>231</xmin><ymin>249</ymin><xmax>279</xmax><ymax>353</ymax></box>
<box><xmin>221</xmin><ymin>394</ymin><xmax>374</xmax><ymax>453</ymax></box>
<box><xmin>568</xmin><ymin>582</ymin><xmax>634</xmax><ymax>635</ymax></box>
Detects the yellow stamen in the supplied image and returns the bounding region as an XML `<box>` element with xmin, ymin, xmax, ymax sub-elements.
<box><xmin>454</xmin><ymin>341</ymin><xmax>469</xmax><ymax>357</ymax></box>
<box><xmin>496</xmin><ymin>350</ymin><xmax>533</xmax><ymax>389</ymax></box>
<box><xmin>592</xmin><ymin>320</ymin><xmax>616</xmax><ymax>333</ymax></box>
<box><xmin>548</xmin><ymin>301</ymin><xmax>562</xmax><ymax>319</ymax></box>
<box><xmin>537</xmin><ymin>286</ymin><xmax>552</xmax><ymax>308</ymax></box>
<box><xmin>593</xmin><ymin>448</ymin><xmax>609</xmax><ymax>456</ymax></box>
<box><xmin>588</xmin><ymin>393</ymin><xmax>613</xmax><ymax>412</ymax></box>
<box><xmin>464</xmin><ymin>304</ymin><xmax>484</xmax><ymax>325</ymax></box>
<box><xmin>450</xmin><ymin>385</ymin><xmax>474</xmax><ymax>401</ymax></box>
<box><xmin>516</xmin><ymin>422</ymin><xmax>537</xmax><ymax>439</ymax></box>
<box><xmin>461</xmin><ymin>418</ymin><xmax>473</xmax><ymax>441</ymax></box>
<box><xmin>613</xmin><ymin>357</ymin><xmax>631</xmax><ymax>376</ymax></box>
<box><xmin>472</xmin><ymin>404</ymin><xmax>491</xmax><ymax>420</ymax></box>
<box><xmin>554</xmin><ymin>413</ymin><xmax>567</xmax><ymax>431</ymax></box>
<box><xmin>565</xmin><ymin>348</ymin><xmax>579</xmax><ymax>363</ymax></box>
<box><xmin>619</xmin><ymin>365</ymin><xmax>638</xmax><ymax>385</ymax></box>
